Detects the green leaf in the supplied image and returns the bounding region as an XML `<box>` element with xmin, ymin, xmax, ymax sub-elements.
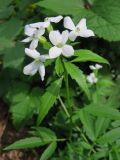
<box><xmin>37</xmin><ymin>78</ymin><xmax>62</xmax><ymax>125</ymax></box>
<box><xmin>0</xmin><ymin>0</ymin><xmax>13</xmax><ymax>18</ymax></box>
<box><xmin>0</xmin><ymin>18</ymin><xmax>23</xmax><ymax>40</ymax></box>
<box><xmin>40</xmin><ymin>142</ymin><xmax>57</xmax><ymax>160</ymax></box>
<box><xmin>30</xmin><ymin>127</ymin><xmax>56</xmax><ymax>140</ymax></box>
<box><xmin>4</xmin><ymin>137</ymin><xmax>51</xmax><ymax>150</ymax></box>
<box><xmin>64</xmin><ymin>60</ymin><xmax>90</xmax><ymax>98</ymax></box>
<box><xmin>3</xmin><ymin>43</ymin><xmax>24</xmax><ymax>69</ymax></box>
<box><xmin>6</xmin><ymin>82</ymin><xmax>42</xmax><ymax>128</ymax></box>
<box><xmin>37</xmin><ymin>0</ymin><xmax>84</xmax><ymax>16</ymax></box>
<box><xmin>72</xmin><ymin>50</ymin><xmax>109</xmax><ymax>64</ymax></box>
<box><xmin>38</xmin><ymin>0</ymin><xmax>120</xmax><ymax>41</ymax></box>
<box><xmin>55</xmin><ymin>57</ymin><xmax>64</xmax><ymax>76</ymax></box>
<box><xmin>97</xmin><ymin>127</ymin><xmax>120</xmax><ymax>144</ymax></box>
<box><xmin>79</xmin><ymin>110</ymin><xmax>95</xmax><ymax>141</ymax></box>
<box><xmin>83</xmin><ymin>104</ymin><xmax>120</xmax><ymax>120</ymax></box>
<box><xmin>0</xmin><ymin>38</ymin><xmax>13</xmax><ymax>52</ymax></box>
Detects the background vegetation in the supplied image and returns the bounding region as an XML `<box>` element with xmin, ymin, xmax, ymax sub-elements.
<box><xmin>0</xmin><ymin>0</ymin><xmax>120</xmax><ymax>159</ymax></box>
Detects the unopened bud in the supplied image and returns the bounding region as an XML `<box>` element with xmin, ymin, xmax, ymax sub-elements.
<box><xmin>39</xmin><ymin>36</ymin><xmax>47</xmax><ymax>44</ymax></box>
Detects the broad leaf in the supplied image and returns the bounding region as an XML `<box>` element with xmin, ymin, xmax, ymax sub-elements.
<box><xmin>0</xmin><ymin>18</ymin><xmax>23</xmax><ymax>40</ymax></box>
<box><xmin>37</xmin><ymin>0</ymin><xmax>84</xmax><ymax>16</ymax></box>
<box><xmin>3</xmin><ymin>43</ymin><xmax>24</xmax><ymax>69</ymax></box>
<box><xmin>38</xmin><ymin>0</ymin><xmax>120</xmax><ymax>41</ymax></box>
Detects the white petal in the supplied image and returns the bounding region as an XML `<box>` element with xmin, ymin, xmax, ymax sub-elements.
<box><xmin>29</xmin><ymin>39</ymin><xmax>39</xmax><ymax>49</ymax></box>
<box><xmin>23</xmin><ymin>61</ymin><xmax>38</xmax><ymax>76</ymax></box>
<box><xmin>30</xmin><ymin>22</ymin><xmax>49</xmax><ymax>28</ymax></box>
<box><xmin>24</xmin><ymin>25</ymin><xmax>36</xmax><ymax>36</ymax></box>
<box><xmin>49</xmin><ymin>30</ymin><xmax>62</xmax><ymax>45</ymax></box>
<box><xmin>49</xmin><ymin>46</ymin><xmax>62</xmax><ymax>58</ymax></box>
<box><xmin>69</xmin><ymin>31</ymin><xmax>78</xmax><ymax>41</ymax></box>
<box><xmin>40</xmin><ymin>55</ymin><xmax>50</xmax><ymax>62</ymax></box>
<box><xmin>76</xmin><ymin>18</ymin><xmax>87</xmax><ymax>30</ymax></box>
<box><xmin>38</xmin><ymin>63</ymin><xmax>45</xmax><ymax>81</ymax></box>
<box><xmin>95</xmin><ymin>64</ymin><xmax>102</xmax><ymax>69</ymax></box>
<box><xmin>62</xmin><ymin>30</ymin><xmax>69</xmax><ymax>44</ymax></box>
<box><xmin>35</xmin><ymin>28</ymin><xmax>45</xmax><ymax>37</ymax></box>
<box><xmin>89</xmin><ymin>65</ymin><xmax>96</xmax><ymax>70</ymax></box>
<box><xmin>87</xmin><ymin>73</ymin><xmax>98</xmax><ymax>84</ymax></box>
<box><xmin>77</xmin><ymin>18</ymin><xmax>95</xmax><ymax>38</ymax></box>
<box><xmin>47</xmin><ymin>15</ymin><xmax>63</xmax><ymax>23</ymax></box>
<box><xmin>79</xmin><ymin>29</ymin><xmax>95</xmax><ymax>38</ymax></box>
<box><xmin>25</xmin><ymin>48</ymin><xmax>40</xmax><ymax>59</ymax></box>
<box><xmin>64</xmin><ymin>16</ymin><xmax>76</xmax><ymax>31</ymax></box>
<box><xmin>21</xmin><ymin>37</ymin><xmax>32</xmax><ymax>43</ymax></box>
<box><xmin>62</xmin><ymin>44</ymin><xmax>74</xmax><ymax>57</ymax></box>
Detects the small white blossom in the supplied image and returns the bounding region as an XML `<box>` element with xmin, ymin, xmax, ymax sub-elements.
<box><xmin>22</xmin><ymin>25</ymin><xmax>45</xmax><ymax>49</ymax></box>
<box><xmin>29</xmin><ymin>16</ymin><xmax>63</xmax><ymax>29</ymax></box>
<box><xmin>49</xmin><ymin>30</ymin><xmax>74</xmax><ymax>58</ymax></box>
<box><xmin>64</xmin><ymin>16</ymin><xmax>95</xmax><ymax>41</ymax></box>
<box><xmin>45</xmin><ymin>15</ymin><xmax>63</xmax><ymax>23</ymax></box>
<box><xmin>87</xmin><ymin>73</ymin><xmax>98</xmax><ymax>84</ymax></box>
<box><xmin>23</xmin><ymin>48</ymin><xmax>49</xmax><ymax>81</ymax></box>
<box><xmin>89</xmin><ymin>64</ymin><xmax>103</xmax><ymax>70</ymax></box>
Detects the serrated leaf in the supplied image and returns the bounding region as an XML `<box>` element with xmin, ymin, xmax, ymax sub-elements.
<box><xmin>40</xmin><ymin>142</ymin><xmax>57</xmax><ymax>160</ymax></box>
<box><xmin>79</xmin><ymin>110</ymin><xmax>95</xmax><ymax>141</ymax></box>
<box><xmin>37</xmin><ymin>78</ymin><xmax>62</xmax><ymax>125</ymax></box>
<box><xmin>6</xmin><ymin>82</ymin><xmax>42</xmax><ymax>128</ymax></box>
<box><xmin>97</xmin><ymin>127</ymin><xmax>120</xmax><ymax>144</ymax></box>
<box><xmin>83</xmin><ymin>104</ymin><xmax>120</xmax><ymax>120</ymax></box>
<box><xmin>63</xmin><ymin>60</ymin><xmax>90</xmax><ymax>98</ymax></box>
<box><xmin>4</xmin><ymin>137</ymin><xmax>51</xmax><ymax>150</ymax></box>
<box><xmin>37</xmin><ymin>0</ymin><xmax>84</xmax><ymax>16</ymax></box>
<box><xmin>30</xmin><ymin>127</ymin><xmax>56</xmax><ymax>140</ymax></box>
<box><xmin>72</xmin><ymin>49</ymin><xmax>109</xmax><ymax>64</ymax></box>
<box><xmin>38</xmin><ymin>0</ymin><xmax>120</xmax><ymax>41</ymax></box>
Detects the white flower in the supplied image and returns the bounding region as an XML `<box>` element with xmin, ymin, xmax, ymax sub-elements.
<box><xmin>49</xmin><ymin>30</ymin><xmax>74</xmax><ymax>58</ymax></box>
<box><xmin>22</xmin><ymin>25</ymin><xmax>45</xmax><ymax>49</ymax></box>
<box><xmin>64</xmin><ymin>16</ymin><xmax>95</xmax><ymax>41</ymax></box>
<box><xmin>29</xmin><ymin>15</ymin><xmax>63</xmax><ymax>28</ymax></box>
<box><xmin>89</xmin><ymin>64</ymin><xmax>103</xmax><ymax>70</ymax></box>
<box><xmin>23</xmin><ymin>48</ymin><xmax>49</xmax><ymax>81</ymax></box>
<box><xmin>45</xmin><ymin>15</ymin><xmax>63</xmax><ymax>23</ymax></box>
<box><xmin>87</xmin><ymin>73</ymin><xmax>98</xmax><ymax>84</ymax></box>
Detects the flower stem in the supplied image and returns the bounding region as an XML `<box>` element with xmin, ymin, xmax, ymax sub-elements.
<box><xmin>61</xmin><ymin>58</ymin><xmax>70</xmax><ymax>108</ymax></box>
<box><xmin>58</xmin><ymin>96</ymin><xmax>70</xmax><ymax>118</ymax></box>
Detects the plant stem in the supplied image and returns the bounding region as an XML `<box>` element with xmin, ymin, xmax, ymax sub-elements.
<box><xmin>58</xmin><ymin>96</ymin><xmax>70</xmax><ymax>118</ymax></box>
<box><xmin>61</xmin><ymin>58</ymin><xmax>70</xmax><ymax>108</ymax></box>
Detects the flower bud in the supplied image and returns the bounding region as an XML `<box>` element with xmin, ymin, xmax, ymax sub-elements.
<box><xmin>47</xmin><ymin>24</ymin><xmax>53</xmax><ymax>33</ymax></box>
<box><xmin>39</xmin><ymin>36</ymin><xmax>47</xmax><ymax>44</ymax></box>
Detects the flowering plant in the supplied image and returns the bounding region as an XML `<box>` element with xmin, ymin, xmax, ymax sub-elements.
<box><xmin>5</xmin><ymin>14</ymin><xmax>118</xmax><ymax>160</ymax></box>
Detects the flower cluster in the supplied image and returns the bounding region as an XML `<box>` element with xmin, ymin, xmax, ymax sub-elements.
<box><xmin>22</xmin><ymin>16</ymin><xmax>95</xmax><ymax>81</ymax></box>
<box><xmin>87</xmin><ymin>64</ymin><xmax>103</xmax><ymax>84</ymax></box>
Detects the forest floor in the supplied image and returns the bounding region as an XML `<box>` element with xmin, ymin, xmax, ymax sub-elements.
<box><xmin>0</xmin><ymin>100</ymin><xmax>39</xmax><ymax>160</ymax></box>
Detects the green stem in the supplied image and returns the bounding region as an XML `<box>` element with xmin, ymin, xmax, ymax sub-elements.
<box><xmin>58</xmin><ymin>96</ymin><xmax>70</xmax><ymax>118</ymax></box>
<box><xmin>61</xmin><ymin>57</ymin><xmax>70</xmax><ymax>108</ymax></box>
